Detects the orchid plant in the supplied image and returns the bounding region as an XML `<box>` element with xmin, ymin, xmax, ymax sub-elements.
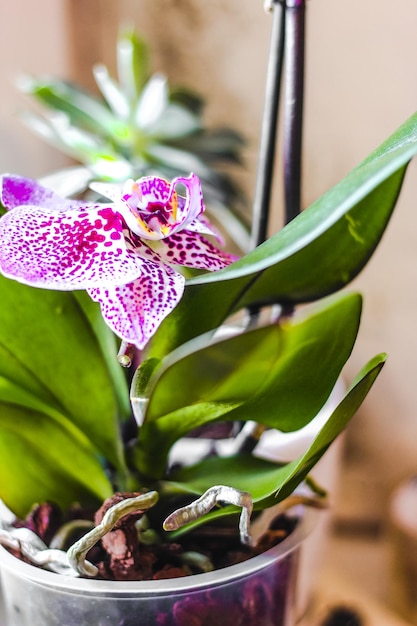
<box><xmin>1</xmin><ymin>108</ymin><xmax>417</xmax><ymax>568</ymax></box>
<box><xmin>1</xmin><ymin>2</ymin><xmax>416</xmax><ymax>584</ymax></box>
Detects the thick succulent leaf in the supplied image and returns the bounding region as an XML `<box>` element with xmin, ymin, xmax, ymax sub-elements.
<box><xmin>0</xmin><ymin>379</ymin><xmax>112</xmax><ymax>517</ymax></box>
<box><xmin>170</xmin><ymin>87</ymin><xmax>205</xmax><ymax>116</ymax></box>
<box><xmin>135</xmin><ymin>73</ymin><xmax>169</xmax><ymax>129</ymax></box>
<box><xmin>148</xmin><ymin>112</ymin><xmax>417</xmax><ymax>358</ymax></box>
<box><xmin>93</xmin><ymin>63</ymin><xmax>131</xmax><ymax>120</ymax></box>
<box><xmin>41</xmin><ymin>116</ymin><xmax>111</xmax><ymax>158</ymax></box>
<box><xmin>23</xmin><ymin>111</ymin><xmax>134</xmax><ymax>181</ymax></box>
<box><xmin>117</xmin><ymin>30</ymin><xmax>150</xmax><ymax>101</ymax></box>
<box><xmin>40</xmin><ymin>166</ymin><xmax>93</xmax><ymax>198</ymax></box>
<box><xmin>21</xmin><ymin>77</ymin><xmax>131</xmax><ymax>144</ymax></box>
<box><xmin>162</xmin><ymin>353</ymin><xmax>386</xmax><ymax>535</ymax></box>
<box><xmin>89</xmin><ymin>155</ymin><xmax>135</xmax><ymax>181</ymax></box>
<box><xmin>176</xmin><ymin>128</ymin><xmax>246</xmax><ymax>163</ymax></box>
<box><xmin>20</xmin><ymin>110</ymin><xmax>69</xmax><ymax>152</ymax></box>
<box><xmin>149</xmin><ymin>104</ymin><xmax>201</xmax><ymax>139</ymax></box>
<box><xmin>0</xmin><ymin>275</ymin><xmax>127</xmax><ymax>471</ymax></box>
<box><xmin>132</xmin><ymin>293</ymin><xmax>362</xmax><ymax>478</ymax></box>
<box><xmin>146</xmin><ymin>144</ymin><xmax>212</xmax><ymax>178</ymax></box>
<box><xmin>21</xmin><ymin>110</ymin><xmax>130</xmax><ymax>178</ymax></box>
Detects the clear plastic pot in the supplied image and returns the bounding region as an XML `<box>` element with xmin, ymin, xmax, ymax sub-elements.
<box><xmin>0</xmin><ymin>510</ymin><xmax>314</xmax><ymax>626</ymax></box>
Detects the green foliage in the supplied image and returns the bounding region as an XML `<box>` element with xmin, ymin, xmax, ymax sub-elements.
<box><xmin>160</xmin><ymin>352</ymin><xmax>386</xmax><ymax>536</ymax></box>
<box><xmin>132</xmin><ymin>293</ymin><xmax>362</xmax><ymax>478</ymax></box>
<box><xmin>0</xmin><ymin>277</ymin><xmax>129</xmax><ymax>515</ymax></box>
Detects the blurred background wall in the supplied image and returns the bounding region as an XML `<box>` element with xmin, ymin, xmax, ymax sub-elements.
<box><xmin>0</xmin><ymin>1</ymin><xmax>69</xmax><ymax>175</ymax></box>
<box><xmin>1</xmin><ymin>0</ymin><xmax>417</xmax><ymax>521</ymax></box>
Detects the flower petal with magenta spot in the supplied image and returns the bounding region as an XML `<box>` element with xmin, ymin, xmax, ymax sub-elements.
<box><xmin>1</xmin><ymin>175</ymin><xmax>87</xmax><ymax>212</ymax></box>
<box><xmin>187</xmin><ymin>215</ymin><xmax>225</xmax><ymax>244</ymax></box>
<box><xmin>153</xmin><ymin>230</ymin><xmax>237</xmax><ymax>271</ymax></box>
<box><xmin>0</xmin><ymin>205</ymin><xmax>142</xmax><ymax>289</ymax></box>
<box><xmin>87</xmin><ymin>262</ymin><xmax>184</xmax><ymax>349</ymax></box>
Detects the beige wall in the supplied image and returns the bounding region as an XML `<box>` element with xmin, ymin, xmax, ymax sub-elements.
<box><xmin>0</xmin><ymin>0</ymin><xmax>70</xmax><ymax>176</ymax></box>
<box><xmin>1</xmin><ymin>0</ymin><xmax>417</xmax><ymax>515</ymax></box>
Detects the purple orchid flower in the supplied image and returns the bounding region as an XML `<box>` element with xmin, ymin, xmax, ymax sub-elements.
<box><xmin>0</xmin><ymin>173</ymin><xmax>235</xmax><ymax>349</ymax></box>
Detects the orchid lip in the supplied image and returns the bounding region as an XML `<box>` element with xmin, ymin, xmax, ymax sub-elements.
<box><xmin>120</xmin><ymin>178</ymin><xmax>181</xmax><ymax>241</ymax></box>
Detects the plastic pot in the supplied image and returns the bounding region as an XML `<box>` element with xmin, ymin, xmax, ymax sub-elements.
<box><xmin>0</xmin><ymin>510</ymin><xmax>314</xmax><ymax>626</ymax></box>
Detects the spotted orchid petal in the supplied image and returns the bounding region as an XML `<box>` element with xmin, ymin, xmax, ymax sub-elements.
<box><xmin>187</xmin><ymin>214</ymin><xmax>226</xmax><ymax>244</ymax></box>
<box><xmin>1</xmin><ymin>174</ymin><xmax>86</xmax><ymax>212</ymax></box>
<box><xmin>87</xmin><ymin>261</ymin><xmax>184</xmax><ymax>349</ymax></box>
<box><xmin>152</xmin><ymin>230</ymin><xmax>237</xmax><ymax>271</ymax></box>
<box><xmin>0</xmin><ymin>204</ymin><xmax>142</xmax><ymax>289</ymax></box>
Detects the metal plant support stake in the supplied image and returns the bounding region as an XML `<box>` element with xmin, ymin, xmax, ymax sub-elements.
<box><xmin>251</xmin><ymin>0</ymin><xmax>306</xmax><ymax>247</ymax></box>
<box><xmin>284</xmin><ymin>0</ymin><xmax>306</xmax><ymax>224</ymax></box>
<box><xmin>251</xmin><ymin>0</ymin><xmax>286</xmax><ymax>248</ymax></box>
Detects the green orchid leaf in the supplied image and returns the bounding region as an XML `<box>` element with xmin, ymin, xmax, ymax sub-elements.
<box><xmin>149</xmin><ymin>112</ymin><xmax>417</xmax><ymax>358</ymax></box>
<box><xmin>163</xmin><ymin>353</ymin><xmax>386</xmax><ymax>536</ymax></box>
<box><xmin>0</xmin><ymin>375</ymin><xmax>116</xmax><ymax>464</ymax></box>
<box><xmin>0</xmin><ymin>276</ymin><xmax>127</xmax><ymax>471</ymax></box>
<box><xmin>0</xmin><ymin>395</ymin><xmax>112</xmax><ymax>519</ymax></box>
<box><xmin>130</xmin><ymin>357</ymin><xmax>161</xmax><ymax>426</ymax></box>
<box><xmin>72</xmin><ymin>292</ymin><xmax>131</xmax><ymax>419</ymax></box>
<box><xmin>133</xmin><ymin>292</ymin><xmax>362</xmax><ymax>478</ymax></box>
<box><xmin>0</xmin><ymin>343</ymin><xmax>56</xmax><ymax>406</ymax></box>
